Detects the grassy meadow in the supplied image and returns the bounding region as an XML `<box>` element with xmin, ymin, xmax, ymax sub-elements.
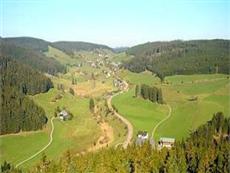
<box><xmin>113</xmin><ymin>72</ymin><xmax>230</xmax><ymax>140</ymax></box>
<box><xmin>1</xmin><ymin>45</ymin><xmax>229</xmax><ymax>170</ymax></box>
<box><xmin>155</xmin><ymin>74</ymin><xmax>230</xmax><ymax>140</ymax></box>
<box><xmin>0</xmin><ymin>52</ymin><xmax>120</xmax><ymax>169</ymax></box>
<box><xmin>112</xmin><ymin>88</ymin><xmax>168</xmax><ymax>136</ymax></box>
<box><xmin>0</xmin><ymin>88</ymin><xmax>100</xmax><ymax>169</ymax></box>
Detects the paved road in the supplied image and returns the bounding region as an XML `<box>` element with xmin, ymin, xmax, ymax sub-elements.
<box><xmin>151</xmin><ymin>104</ymin><xmax>172</xmax><ymax>139</ymax></box>
<box><xmin>107</xmin><ymin>81</ymin><xmax>133</xmax><ymax>149</ymax></box>
<box><xmin>16</xmin><ymin>117</ymin><xmax>55</xmax><ymax>168</ymax></box>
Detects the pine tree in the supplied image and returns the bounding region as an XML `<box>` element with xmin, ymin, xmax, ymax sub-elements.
<box><xmin>157</xmin><ymin>88</ymin><xmax>163</xmax><ymax>104</ymax></box>
<box><xmin>89</xmin><ymin>98</ymin><xmax>95</xmax><ymax>113</ymax></box>
<box><xmin>135</xmin><ymin>85</ymin><xmax>139</xmax><ymax>97</ymax></box>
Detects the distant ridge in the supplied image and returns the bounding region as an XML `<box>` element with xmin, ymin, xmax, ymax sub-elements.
<box><xmin>2</xmin><ymin>36</ymin><xmax>50</xmax><ymax>52</ymax></box>
<box><xmin>113</xmin><ymin>47</ymin><xmax>129</xmax><ymax>53</ymax></box>
<box><xmin>51</xmin><ymin>41</ymin><xmax>113</xmax><ymax>55</ymax></box>
<box><xmin>0</xmin><ymin>38</ymin><xmax>66</xmax><ymax>75</ymax></box>
<box><xmin>125</xmin><ymin>39</ymin><xmax>230</xmax><ymax>78</ymax></box>
<box><xmin>1</xmin><ymin>36</ymin><xmax>113</xmax><ymax>53</ymax></box>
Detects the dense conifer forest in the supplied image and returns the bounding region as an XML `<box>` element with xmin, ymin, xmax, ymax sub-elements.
<box><xmin>125</xmin><ymin>40</ymin><xmax>230</xmax><ymax>78</ymax></box>
<box><xmin>0</xmin><ymin>57</ymin><xmax>52</xmax><ymax>134</ymax></box>
<box><xmin>0</xmin><ymin>39</ymin><xmax>66</xmax><ymax>75</ymax></box>
<box><xmin>1</xmin><ymin>37</ymin><xmax>50</xmax><ymax>52</ymax></box>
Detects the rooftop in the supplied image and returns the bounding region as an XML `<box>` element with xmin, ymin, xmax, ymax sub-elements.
<box><xmin>159</xmin><ymin>137</ymin><xmax>175</xmax><ymax>143</ymax></box>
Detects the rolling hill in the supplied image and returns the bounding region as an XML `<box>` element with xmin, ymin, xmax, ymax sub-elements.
<box><xmin>124</xmin><ymin>39</ymin><xmax>230</xmax><ymax>78</ymax></box>
<box><xmin>51</xmin><ymin>41</ymin><xmax>113</xmax><ymax>55</ymax></box>
<box><xmin>0</xmin><ymin>40</ymin><xmax>66</xmax><ymax>75</ymax></box>
<box><xmin>1</xmin><ymin>37</ymin><xmax>50</xmax><ymax>52</ymax></box>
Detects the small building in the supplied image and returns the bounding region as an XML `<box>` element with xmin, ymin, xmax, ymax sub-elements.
<box><xmin>113</xmin><ymin>78</ymin><xmax>126</xmax><ymax>90</ymax></box>
<box><xmin>59</xmin><ymin>110</ymin><xmax>69</xmax><ymax>121</ymax></box>
<box><xmin>136</xmin><ymin>131</ymin><xmax>149</xmax><ymax>146</ymax></box>
<box><xmin>158</xmin><ymin>137</ymin><xmax>175</xmax><ymax>149</ymax></box>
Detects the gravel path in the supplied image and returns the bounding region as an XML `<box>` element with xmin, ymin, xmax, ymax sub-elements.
<box><xmin>107</xmin><ymin>80</ymin><xmax>133</xmax><ymax>148</ymax></box>
<box><xmin>16</xmin><ymin>117</ymin><xmax>55</xmax><ymax>168</ymax></box>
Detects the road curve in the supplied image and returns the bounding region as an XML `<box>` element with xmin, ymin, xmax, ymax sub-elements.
<box><xmin>151</xmin><ymin>104</ymin><xmax>172</xmax><ymax>139</ymax></box>
<box><xmin>16</xmin><ymin>117</ymin><xmax>55</xmax><ymax>168</ymax></box>
<box><xmin>107</xmin><ymin>81</ymin><xmax>133</xmax><ymax>149</ymax></box>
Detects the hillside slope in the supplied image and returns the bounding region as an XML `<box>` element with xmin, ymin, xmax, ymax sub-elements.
<box><xmin>0</xmin><ymin>57</ymin><xmax>53</xmax><ymax>134</ymax></box>
<box><xmin>51</xmin><ymin>41</ymin><xmax>113</xmax><ymax>55</ymax></box>
<box><xmin>19</xmin><ymin>113</ymin><xmax>229</xmax><ymax>173</ymax></box>
<box><xmin>1</xmin><ymin>37</ymin><xmax>49</xmax><ymax>52</ymax></box>
<box><xmin>0</xmin><ymin>41</ymin><xmax>66</xmax><ymax>75</ymax></box>
<box><xmin>125</xmin><ymin>40</ymin><xmax>230</xmax><ymax>78</ymax></box>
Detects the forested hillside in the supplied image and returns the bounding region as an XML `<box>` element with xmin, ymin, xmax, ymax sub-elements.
<box><xmin>4</xmin><ymin>112</ymin><xmax>228</xmax><ymax>172</ymax></box>
<box><xmin>51</xmin><ymin>41</ymin><xmax>113</xmax><ymax>55</ymax></box>
<box><xmin>125</xmin><ymin>40</ymin><xmax>230</xmax><ymax>78</ymax></box>
<box><xmin>1</xmin><ymin>37</ymin><xmax>49</xmax><ymax>52</ymax></box>
<box><xmin>0</xmin><ymin>57</ymin><xmax>52</xmax><ymax>134</ymax></box>
<box><xmin>0</xmin><ymin>41</ymin><xmax>66</xmax><ymax>75</ymax></box>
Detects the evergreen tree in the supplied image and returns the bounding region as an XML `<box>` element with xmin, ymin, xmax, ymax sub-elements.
<box><xmin>135</xmin><ymin>85</ymin><xmax>139</xmax><ymax>97</ymax></box>
<box><xmin>69</xmin><ymin>88</ymin><xmax>75</xmax><ymax>96</ymax></box>
<box><xmin>139</xmin><ymin>84</ymin><xmax>163</xmax><ymax>104</ymax></box>
<box><xmin>89</xmin><ymin>98</ymin><xmax>95</xmax><ymax>113</ymax></box>
<box><xmin>157</xmin><ymin>88</ymin><xmax>163</xmax><ymax>104</ymax></box>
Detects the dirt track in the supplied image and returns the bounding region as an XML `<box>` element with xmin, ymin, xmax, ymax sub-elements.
<box><xmin>107</xmin><ymin>80</ymin><xmax>133</xmax><ymax>148</ymax></box>
<box><xmin>15</xmin><ymin>117</ymin><xmax>56</xmax><ymax>168</ymax></box>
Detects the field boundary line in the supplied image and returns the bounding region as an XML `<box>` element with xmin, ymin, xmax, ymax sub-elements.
<box><xmin>15</xmin><ymin>117</ymin><xmax>56</xmax><ymax>168</ymax></box>
<box><xmin>151</xmin><ymin>104</ymin><xmax>172</xmax><ymax>139</ymax></box>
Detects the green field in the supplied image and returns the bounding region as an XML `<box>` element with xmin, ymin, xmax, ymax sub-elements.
<box><xmin>112</xmin><ymin>88</ymin><xmax>168</xmax><ymax>136</ymax></box>
<box><xmin>156</xmin><ymin>74</ymin><xmax>230</xmax><ymax>139</ymax></box>
<box><xmin>119</xmin><ymin>70</ymin><xmax>161</xmax><ymax>86</ymax></box>
<box><xmin>113</xmin><ymin>73</ymin><xmax>230</xmax><ymax>140</ymax></box>
<box><xmin>0</xmin><ymin>58</ymin><xmax>120</xmax><ymax>170</ymax></box>
<box><xmin>0</xmin><ymin>89</ymin><xmax>100</xmax><ymax>169</ymax></box>
<box><xmin>2</xmin><ymin>51</ymin><xmax>230</xmax><ymax>171</ymax></box>
<box><xmin>112</xmin><ymin>52</ymin><xmax>133</xmax><ymax>62</ymax></box>
<box><xmin>45</xmin><ymin>46</ymin><xmax>78</xmax><ymax>65</ymax></box>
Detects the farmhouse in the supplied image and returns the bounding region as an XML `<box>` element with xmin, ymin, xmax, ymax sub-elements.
<box><xmin>59</xmin><ymin>110</ymin><xmax>69</xmax><ymax>121</ymax></box>
<box><xmin>136</xmin><ymin>131</ymin><xmax>149</xmax><ymax>146</ymax></box>
<box><xmin>158</xmin><ymin>137</ymin><xmax>175</xmax><ymax>149</ymax></box>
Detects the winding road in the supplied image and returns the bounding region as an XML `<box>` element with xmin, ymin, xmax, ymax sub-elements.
<box><xmin>107</xmin><ymin>81</ymin><xmax>133</xmax><ymax>149</ymax></box>
<box><xmin>15</xmin><ymin>78</ymin><xmax>171</xmax><ymax>168</ymax></box>
<box><xmin>15</xmin><ymin>117</ymin><xmax>55</xmax><ymax>168</ymax></box>
<box><xmin>151</xmin><ymin>104</ymin><xmax>172</xmax><ymax>138</ymax></box>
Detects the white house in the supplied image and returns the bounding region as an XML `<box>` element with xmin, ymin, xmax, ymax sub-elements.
<box><xmin>59</xmin><ymin>110</ymin><xmax>68</xmax><ymax>120</ymax></box>
<box><xmin>136</xmin><ymin>131</ymin><xmax>149</xmax><ymax>146</ymax></box>
<box><xmin>158</xmin><ymin>137</ymin><xmax>175</xmax><ymax>149</ymax></box>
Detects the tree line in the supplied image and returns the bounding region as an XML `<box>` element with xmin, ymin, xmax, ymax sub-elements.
<box><xmin>135</xmin><ymin>84</ymin><xmax>163</xmax><ymax>104</ymax></box>
<box><xmin>0</xmin><ymin>57</ymin><xmax>52</xmax><ymax>134</ymax></box>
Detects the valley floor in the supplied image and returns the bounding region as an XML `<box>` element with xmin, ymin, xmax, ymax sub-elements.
<box><xmin>1</xmin><ymin>48</ymin><xmax>229</xmax><ymax>171</ymax></box>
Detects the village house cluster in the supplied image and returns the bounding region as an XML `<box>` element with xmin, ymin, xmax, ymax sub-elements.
<box><xmin>113</xmin><ymin>78</ymin><xmax>127</xmax><ymax>90</ymax></box>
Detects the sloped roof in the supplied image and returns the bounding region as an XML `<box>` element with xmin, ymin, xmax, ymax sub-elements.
<box><xmin>160</xmin><ymin>137</ymin><xmax>175</xmax><ymax>143</ymax></box>
<box><xmin>59</xmin><ymin>110</ymin><xmax>68</xmax><ymax>116</ymax></box>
